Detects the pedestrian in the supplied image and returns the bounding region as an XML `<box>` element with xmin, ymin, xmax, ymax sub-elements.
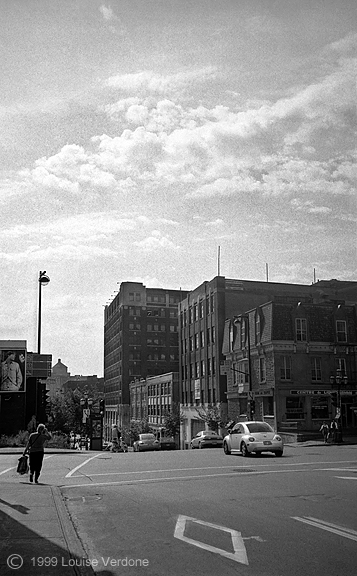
<box><xmin>329</xmin><ymin>419</ymin><xmax>338</xmax><ymax>443</ymax></box>
<box><xmin>24</xmin><ymin>423</ymin><xmax>51</xmax><ymax>484</ymax></box>
<box><xmin>319</xmin><ymin>421</ymin><xmax>329</xmax><ymax>443</ymax></box>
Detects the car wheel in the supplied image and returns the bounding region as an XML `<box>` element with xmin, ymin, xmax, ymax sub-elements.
<box><xmin>241</xmin><ymin>442</ymin><xmax>249</xmax><ymax>457</ymax></box>
<box><xmin>223</xmin><ymin>441</ymin><xmax>231</xmax><ymax>455</ymax></box>
<box><xmin>274</xmin><ymin>450</ymin><xmax>283</xmax><ymax>457</ymax></box>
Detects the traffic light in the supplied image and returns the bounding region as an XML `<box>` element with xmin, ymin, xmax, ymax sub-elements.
<box><xmin>99</xmin><ymin>399</ymin><xmax>105</xmax><ymax>416</ymax></box>
<box><xmin>250</xmin><ymin>400</ymin><xmax>256</xmax><ymax>414</ymax></box>
<box><xmin>330</xmin><ymin>392</ymin><xmax>338</xmax><ymax>408</ymax></box>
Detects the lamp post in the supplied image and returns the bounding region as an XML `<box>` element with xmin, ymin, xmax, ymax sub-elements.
<box><xmin>37</xmin><ymin>271</ymin><xmax>50</xmax><ymax>354</ymax></box>
<box><xmin>233</xmin><ymin>315</ymin><xmax>253</xmax><ymax>419</ymax></box>
<box><xmin>329</xmin><ymin>369</ymin><xmax>347</xmax><ymax>443</ymax></box>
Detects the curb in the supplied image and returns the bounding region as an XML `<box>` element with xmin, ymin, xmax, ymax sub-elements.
<box><xmin>51</xmin><ymin>486</ymin><xmax>95</xmax><ymax>576</ymax></box>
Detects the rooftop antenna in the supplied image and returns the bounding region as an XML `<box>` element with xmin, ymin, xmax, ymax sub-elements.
<box><xmin>266</xmin><ymin>263</ymin><xmax>269</xmax><ymax>282</ymax></box>
<box><xmin>218</xmin><ymin>245</ymin><xmax>221</xmax><ymax>276</ymax></box>
<box><xmin>313</xmin><ymin>268</ymin><xmax>316</xmax><ymax>284</ymax></box>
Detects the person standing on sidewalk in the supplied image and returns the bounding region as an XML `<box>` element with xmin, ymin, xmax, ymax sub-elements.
<box><xmin>319</xmin><ymin>421</ymin><xmax>329</xmax><ymax>443</ymax></box>
<box><xmin>24</xmin><ymin>423</ymin><xmax>51</xmax><ymax>483</ymax></box>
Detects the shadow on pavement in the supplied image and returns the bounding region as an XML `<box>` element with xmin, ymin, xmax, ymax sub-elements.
<box><xmin>0</xmin><ymin>507</ymin><xmax>115</xmax><ymax>576</ymax></box>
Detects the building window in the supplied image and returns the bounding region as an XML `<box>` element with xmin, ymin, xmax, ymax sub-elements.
<box><xmin>238</xmin><ymin>361</ymin><xmax>249</xmax><ymax>385</ymax></box>
<box><xmin>335</xmin><ymin>357</ymin><xmax>346</xmax><ymax>376</ymax></box>
<box><xmin>211</xmin><ymin>326</ymin><xmax>215</xmax><ymax>344</ymax></box>
<box><xmin>195</xmin><ymin>362</ymin><xmax>200</xmax><ymax>378</ymax></box>
<box><xmin>210</xmin><ymin>294</ymin><xmax>214</xmax><ymax>313</ymax></box>
<box><xmin>189</xmin><ymin>307</ymin><xmax>193</xmax><ymax>323</ymax></box>
<box><xmin>193</xmin><ymin>304</ymin><xmax>198</xmax><ymax>321</ymax></box>
<box><xmin>240</xmin><ymin>322</ymin><xmax>246</xmax><ymax>349</ymax></box>
<box><xmin>259</xmin><ymin>357</ymin><xmax>266</xmax><ymax>382</ymax></box>
<box><xmin>311</xmin><ymin>396</ymin><xmax>329</xmax><ymax>419</ymax></box>
<box><xmin>199</xmin><ymin>301</ymin><xmax>204</xmax><ymax>318</ymax></box>
<box><xmin>286</xmin><ymin>397</ymin><xmax>304</xmax><ymax>419</ymax></box>
<box><xmin>336</xmin><ymin>320</ymin><xmax>347</xmax><ymax>343</ymax></box>
<box><xmin>200</xmin><ymin>331</ymin><xmax>204</xmax><ymax>347</ymax></box>
<box><xmin>212</xmin><ymin>357</ymin><xmax>216</xmax><ymax>375</ymax></box>
<box><xmin>296</xmin><ymin>318</ymin><xmax>307</xmax><ymax>341</ymax></box>
<box><xmin>189</xmin><ymin>336</ymin><xmax>194</xmax><ymax>352</ymax></box>
<box><xmin>207</xmin><ymin>296</ymin><xmax>211</xmax><ymax>315</ymax></box>
<box><xmin>206</xmin><ymin>328</ymin><xmax>210</xmax><ymax>345</ymax></box>
<box><xmin>280</xmin><ymin>356</ymin><xmax>292</xmax><ymax>380</ymax></box>
<box><xmin>195</xmin><ymin>334</ymin><xmax>199</xmax><ymax>349</ymax></box>
<box><xmin>201</xmin><ymin>360</ymin><xmax>205</xmax><ymax>377</ymax></box>
<box><xmin>207</xmin><ymin>358</ymin><xmax>212</xmax><ymax>376</ymax></box>
<box><xmin>255</xmin><ymin>311</ymin><xmax>261</xmax><ymax>343</ymax></box>
<box><xmin>311</xmin><ymin>357</ymin><xmax>322</xmax><ymax>381</ymax></box>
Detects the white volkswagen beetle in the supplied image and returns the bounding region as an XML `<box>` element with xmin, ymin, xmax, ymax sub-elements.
<box><xmin>223</xmin><ymin>421</ymin><xmax>283</xmax><ymax>457</ymax></box>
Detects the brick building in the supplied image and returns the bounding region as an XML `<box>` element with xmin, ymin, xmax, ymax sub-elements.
<box><xmin>178</xmin><ymin>276</ymin><xmax>332</xmax><ymax>445</ymax></box>
<box><xmin>223</xmin><ymin>299</ymin><xmax>357</xmax><ymax>434</ymax></box>
<box><xmin>104</xmin><ymin>282</ymin><xmax>188</xmax><ymax>432</ymax></box>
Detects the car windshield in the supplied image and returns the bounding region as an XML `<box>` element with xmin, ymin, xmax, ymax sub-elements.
<box><xmin>140</xmin><ymin>434</ymin><xmax>155</xmax><ymax>441</ymax></box>
<box><xmin>246</xmin><ymin>423</ymin><xmax>273</xmax><ymax>433</ymax></box>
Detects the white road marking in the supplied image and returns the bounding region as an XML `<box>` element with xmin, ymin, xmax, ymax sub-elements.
<box><xmin>335</xmin><ymin>476</ymin><xmax>357</xmax><ymax>480</ymax></box>
<box><xmin>174</xmin><ymin>515</ymin><xmax>249</xmax><ymax>565</ymax></box>
<box><xmin>0</xmin><ymin>454</ymin><xmax>54</xmax><ymax>476</ymax></box>
<box><xmin>62</xmin><ymin>467</ymin><xmax>310</xmax><ymax>488</ymax></box>
<box><xmin>293</xmin><ymin>516</ymin><xmax>357</xmax><ymax>542</ymax></box>
<box><xmin>65</xmin><ymin>453</ymin><xmax>101</xmax><ymax>478</ymax></box>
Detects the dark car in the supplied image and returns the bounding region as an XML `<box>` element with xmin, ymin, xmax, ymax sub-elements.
<box><xmin>159</xmin><ymin>436</ymin><xmax>176</xmax><ymax>450</ymax></box>
<box><xmin>133</xmin><ymin>433</ymin><xmax>160</xmax><ymax>452</ymax></box>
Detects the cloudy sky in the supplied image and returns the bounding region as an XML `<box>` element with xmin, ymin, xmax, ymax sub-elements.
<box><xmin>0</xmin><ymin>0</ymin><xmax>356</xmax><ymax>376</ymax></box>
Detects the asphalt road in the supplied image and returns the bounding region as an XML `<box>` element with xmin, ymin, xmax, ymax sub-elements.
<box><xmin>1</xmin><ymin>445</ymin><xmax>357</xmax><ymax>575</ymax></box>
<box><xmin>63</xmin><ymin>445</ymin><xmax>357</xmax><ymax>575</ymax></box>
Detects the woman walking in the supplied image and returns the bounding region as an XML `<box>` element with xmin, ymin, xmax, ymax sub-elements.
<box><xmin>25</xmin><ymin>423</ymin><xmax>51</xmax><ymax>483</ymax></box>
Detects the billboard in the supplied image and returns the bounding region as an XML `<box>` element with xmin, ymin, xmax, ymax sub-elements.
<box><xmin>0</xmin><ymin>349</ymin><xmax>26</xmax><ymax>392</ymax></box>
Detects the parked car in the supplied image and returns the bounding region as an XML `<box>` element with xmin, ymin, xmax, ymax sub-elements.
<box><xmin>159</xmin><ymin>436</ymin><xmax>177</xmax><ymax>450</ymax></box>
<box><xmin>223</xmin><ymin>421</ymin><xmax>283</xmax><ymax>457</ymax></box>
<box><xmin>190</xmin><ymin>430</ymin><xmax>223</xmax><ymax>449</ymax></box>
<box><xmin>133</xmin><ymin>433</ymin><xmax>160</xmax><ymax>452</ymax></box>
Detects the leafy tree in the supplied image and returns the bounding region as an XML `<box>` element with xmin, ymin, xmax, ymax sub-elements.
<box><xmin>47</xmin><ymin>386</ymin><xmax>104</xmax><ymax>434</ymax></box>
<box><xmin>123</xmin><ymin>418</ymin><xmax>152</xmax><ymax>444</ymax></box>
<box><xmin>195</xmin><ymin>404</ymin><xmax>227</xmax><ymax>433</ymax></box>
<box><xmin>162</xmin><ymin>403</ymin><xmax>184</xmax><ymax>438</ymax></box>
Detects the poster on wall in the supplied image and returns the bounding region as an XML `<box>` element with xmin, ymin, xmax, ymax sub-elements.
<box><xmin>0</xmin><ymin>349</ymin><xmax>26</xmax><ymax>392</ymax></box>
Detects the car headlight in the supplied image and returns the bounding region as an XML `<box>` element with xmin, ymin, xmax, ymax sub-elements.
<box><xmin>248</xmin><ymin>437</ymin><xmax>255</xmax><ymax>442</ymax></box>
<box><xmin>274</xmin><ymin>435</ymin><xmax>282</xmax><ymax>441</ymax></box>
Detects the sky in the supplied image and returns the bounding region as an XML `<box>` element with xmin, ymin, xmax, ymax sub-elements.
<box><xmin>0</xmin><ymin>0</ymin><xmax>356</xmax><ymax>377</ymax></box>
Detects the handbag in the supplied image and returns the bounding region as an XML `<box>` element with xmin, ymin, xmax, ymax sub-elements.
<box><xmin>17</xmin><ymin>454</ymin><xmax>29</xmax><ymax>475</ymax></box>
<box><xmin>17</xmin><ymin>432</ymin><xmax>40</xmax><ymax>475</ymax></box>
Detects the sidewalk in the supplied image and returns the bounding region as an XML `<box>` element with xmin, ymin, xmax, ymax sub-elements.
<box><xmin>283</xmin><ymin>435</ymin><xmax>357</xmax><ymax>447</ymax></box>
<box><xmin>0</xmin><ymin>479</ymin><xmax>95</xmax><ymax>576</ymax></box>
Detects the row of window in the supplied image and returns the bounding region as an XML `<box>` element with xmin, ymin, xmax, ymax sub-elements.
<box><xmin>181</xmin><ymin>327</ymin><xmax>216</xmax><ymax>352</ymax></box>
<box><xmin>233</xmin><ymin>356</ymin><xmax>347</xmax><ymax>384</ymax></box>
<box><xmin>181</xmin><ymin>389</ymin><xmax>217</xmax><ymax>404</ymax></box>
<box><xmin>129</xmin><ymin>292</ymin><xmax>180</xmax><ymax>304</ymax></box>
<box><xmin>236</xmin><ymin>317</ymin><xmax>348</xmax><ymax>348</ymax></box>
<box><xmin>148</xmin><ymin>383</ymin><xmax>172</xmax><ymax>396</ymax></box>
<box><xmin>181</xmin><ymin>357</ymin><xmax>217</xmax><ymax>380</ymax></box>
<box><xmin>180</xmin><ymin>294</ymin><xmax>215</xmax><ymax>326</ymax></box>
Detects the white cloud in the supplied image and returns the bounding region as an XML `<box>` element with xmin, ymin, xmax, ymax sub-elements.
<box><xmin>99</xmin><ymin>5</ymin><xmax>115</xmax><ymax>21</ymax></box>
<box><xmin>134</xmin><ymin>231</ymin><xmax>180</xmax><ymax>252</ymax></box>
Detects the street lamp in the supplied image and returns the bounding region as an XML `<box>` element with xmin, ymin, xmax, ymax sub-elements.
<box><xmin>233</xmin><ymin>315</ymin><xmax>253</xmax><ymax>419</ymax></box>
<box><xmin>330</xmin><ymin>369</ymin><xmax>347</xmax><ymax>443</ymax></box>
<box><xmin>37</xmin><ymin>271</ymin><xmax>50</xmax><ymax>354</ymax></box>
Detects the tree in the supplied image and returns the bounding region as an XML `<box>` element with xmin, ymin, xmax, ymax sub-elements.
<box><xmin>162</xmin><ymin>403</ymin><xmax>183</xmax><ymax>438</ymax></box>
<box><xmin>195</xmin><ymin>404</ymin><xmax>227</xmax><ymax>433</ymax></box>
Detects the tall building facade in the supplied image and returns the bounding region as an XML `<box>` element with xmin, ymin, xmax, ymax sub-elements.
<box><xmin>178</xmin><ymin>276</ymin><xmax>357</xmax><ymax>445</ymax></box>
<box><xmin>104</xmin><ymin>282</ymin><xmax>188</xmax><ymax>433</ymax></box>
